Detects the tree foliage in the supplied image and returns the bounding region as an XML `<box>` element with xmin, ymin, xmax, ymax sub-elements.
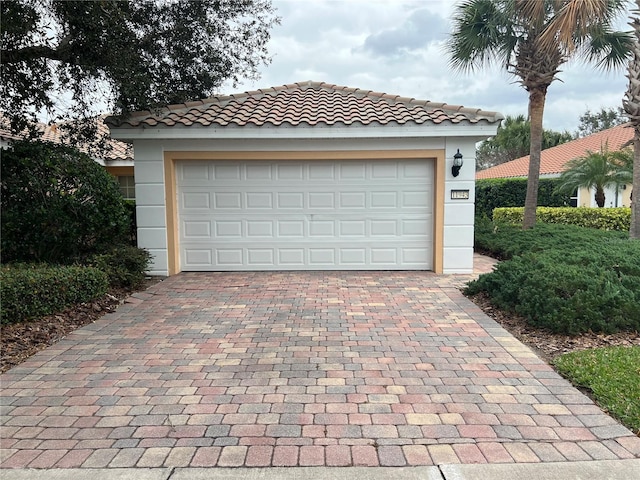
<box><xmin>0</xmin><ymin>0</ymin><xmax>279</xmax><ymax>142</ymax></box>
<box><xmin>577</xmin><ymin>107</ymin><xmax>628</xmax><ymax>137</ymax></box>
<box><xmin>1</xmin><ymin>141</ymin><xmax>130</xmax><ymax>263</ymax></box>
<box><xmin>477</xmin><ymin>115</ymin><xmax>573</xmax><ymax>170</ymax></box>
<box><xmin>448</xmin><ymin>0</ymin><xmax>632</xmax><ymax>229</ymax></box>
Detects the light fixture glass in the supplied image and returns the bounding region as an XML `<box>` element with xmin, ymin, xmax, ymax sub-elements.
<box><xmin>452</xmin><ymin>149</ymin><xmax>463</xmax><ymax>177</ymax></box>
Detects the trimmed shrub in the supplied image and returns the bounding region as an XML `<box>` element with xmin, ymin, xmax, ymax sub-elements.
<box><xmin>0</xmin><ymin>264</ymin><xmax>108</xmax><ymax>324</ymax></box>
<box><xmin>493</xmin><ymin>206</ymin><xmax>631</xmax><ymax>231</ymax></box>
<box><xmin>1</xmin><ymin>140</ymin><xmax>129</xmax><ymax>263</ymax></box>
<box><xmin>90</xmin><ymin>245</ymin><xmax>151</xmax><ymax>289</ymax></box>
<box><xmin>475</xmin><ymin>178</ymin><xmax>571</xmax><ymax>218</ymax></box>
<box><xmin>474</xmin><ymin>223</ymin><xmax>628</xmax><ymax>260</ymax></box>
<box><xmin>467</xmin><ymin>223</ymin><xmax>640</xmax><ymax>334</ymax></box>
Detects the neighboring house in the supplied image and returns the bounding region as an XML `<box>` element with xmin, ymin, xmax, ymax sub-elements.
<box><xmin>0</xmin><ymin>115</ymin><xmax>135</xmax><ymax>200</ymax></box>
<box><xmin>476</xmin><ymin>123</ymin><xmax>634</xmax><ymax>208</ymax></box>
<box><xmin>108</xmin><ymin>81</ymin><xmax>502</xmax><ymax>276</ymax></box>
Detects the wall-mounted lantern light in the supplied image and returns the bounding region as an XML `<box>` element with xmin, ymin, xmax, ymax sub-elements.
<box><xmin>452</xmin><ymin>149</ymin><xmax>463</xmax><ymax>177</ymax></box>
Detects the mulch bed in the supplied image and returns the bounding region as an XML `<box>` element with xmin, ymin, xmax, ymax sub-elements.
<box><xmin>1</xmin><ymin>278</ymin><xmax>638</xmax><ymax>374</ymax></box>
<box><xmin>472</xmin><ymin>292</ymin><xmax>640</xmax><ymax>363</ymax></box>
<box><xmin>0</xmin><ymin>279</ymin><xmax>162</xmax><ymax>373</ymax></box>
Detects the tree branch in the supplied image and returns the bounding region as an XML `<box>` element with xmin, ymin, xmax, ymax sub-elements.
<box><xmin>1</xmin><ymin>45</ymin><xmax>64</xmax><ymax>64</ymax></box>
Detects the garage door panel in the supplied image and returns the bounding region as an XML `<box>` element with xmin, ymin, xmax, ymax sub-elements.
<box><xmin>183</xmin><ymin>192</ymin><xmax>210</xmax><ymax>209</ymax></box>
<box><xmin>184</xmin><ymin>249</ymin><xmax>212</xmax><ymax>265</ymax></box>
<box><xmin>370</xmin><ymin>191</ymin><xmax>398</xmax><ymax>208</ymax></box>
<box><xmin>371</xmin><ymin>248</ymin><xmax>397</xmax><ymax>264</ymax></box>
<box><xmin>339</xmin><ymin>220</ymin><xmax>366</xmax><ymax>236</ymax></box>
<box><xmin>246</xmin><ymin>192</ymin><xmax>273</xmax><ymax>209</ymax></box>
<box><xmin>278</xmin><ymin>192</ymin><xmax>304</xmax><ymax>208</ymax></box>
<box><xmin>213</xmin><ymin>164</ymin><xmax>241</xmax><ymax>179</ymax></box>
<box><xmin>246</xmin><ymin>164</ymin><xmax>272</xmax><ymax>180</ymax></box>
<box><xmin>310</xmin><ymin>164</ymin><xmax>335</xmax><ymax>179</ymax></box>
<box><xmin>277</xmin><ymin>164</ymin><xmax>304</xmax><ymax>180</ymax></box>
<box><xmin>215</xmin><ymin>221</ymin><xmax>241</xmax><ymax>237</ymax></box>
<box><xmin>339</xmin><ymin>192</ymin><xmax>366</xmax><ymax>208</ymax></box>
<box><xmin>213</xmin><ymin>192</ymin><xmax>241</xmax><ymax>209</ymax></box>
<box><xmin>339</xmin><ymin>163</ymin><xmax>366</xmax><ymax>179</ymax></box>
<box><xmin>178</xmin><ymin>160</ymin><xmax>433</xmax><ymax>271</ymax></box>
<box><xmin>216</xmin><ymin>249</ymin><xmax>243</xmax><ymax>265</ymax></box>
<box><xmin>183</xmin><ymin>221</ymin><xmax>211</xmax><ymax>238</ymax></box>
<box><xmin>277</xmin><ymin>220</ymin><xmax>304</xmax><ymax>237</ymax></box>
<box><xmin>371</xmin><ymin>163</ymin><xmax>398</xmax><ymax>179</ymax></box>
<box><xmin>247</xmin><ymin>221</ymin><xmax>274</xmax><ymax>238</ymax></box>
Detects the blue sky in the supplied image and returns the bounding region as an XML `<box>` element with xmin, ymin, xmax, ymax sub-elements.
<box><xmin>227</xmin><ymin>0</ymin><xmax>633</xmax><ymax>134</ymax></box>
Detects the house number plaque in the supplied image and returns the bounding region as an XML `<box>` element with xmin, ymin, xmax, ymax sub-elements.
<box><xmin>451</xmin><ymin>189</ymin><xmax>470</xmax><ymax>200</ymax></box>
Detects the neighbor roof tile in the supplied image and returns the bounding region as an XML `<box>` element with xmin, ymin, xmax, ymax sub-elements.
<box><xmin>476</xmin><ymin>123</ymin><xmax>634</xmax><ymax>179</ymax></box>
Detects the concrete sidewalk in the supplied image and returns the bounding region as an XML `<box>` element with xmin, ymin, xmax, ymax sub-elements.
<box><xmin>2</xmin><ymin>459</ymin><xmax>640</xmax><ymax>479</ymax></box>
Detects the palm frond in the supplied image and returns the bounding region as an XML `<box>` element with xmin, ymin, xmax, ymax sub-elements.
<box><xmin>446</xmin><ymin>0</ymin><xmax>516</xmax><ymax>72</ymax></box>
<box><xmin>588</xmin><ymin>29</ymin><xmax>634</xmax><ymax>70</ymax></box>
<box><xmin>539</xmin><ymin>0</ymin><xmax>628</xmax><ymax>53</ymax></box>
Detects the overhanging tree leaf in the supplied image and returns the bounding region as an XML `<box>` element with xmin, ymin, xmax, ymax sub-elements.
<box><xmin>0</xmin><ymin>0</ymin><xmax>279</xmax><ymax>145</ymax></box>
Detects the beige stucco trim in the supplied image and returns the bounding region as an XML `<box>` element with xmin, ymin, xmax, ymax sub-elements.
<box><xmin>163</xmin><ymin>149</ymin><xmax>446</xmax><ymax>275</ymax></box>
<box><xmin>163</xmin><ymin>153</ymin><xmax>180</xmax><ymax>276</ymax></box>
<box><xmin>433</xmin><ymin>152</ymin><xmax>445</xmax><ymax>274</ymax></box>
<box><xmin>105</xmin><ymin>165</ymin><xmax>134</xmax><ymax>177</ymax></box>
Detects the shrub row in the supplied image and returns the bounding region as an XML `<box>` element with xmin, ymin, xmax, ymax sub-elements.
<box><xmin>467</xmin><ymin>223</ymin><xmax>640</xmax><ymax>334</ymax></box>
<box><xmin>493</xmin><ymin>207</ymin><xmax>631</xmax><ymax>231</ymax></box>
<box><xmin>475</xmin><ymin>178</ymin><xmax>571</xmax><ymax>218</ymax></box>
<box><xmin>1</xmin><ymin>264</ymin><xmax>109</xmax><ymax>324</ymax></box>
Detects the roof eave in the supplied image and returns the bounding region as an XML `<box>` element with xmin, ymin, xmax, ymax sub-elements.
<box><xmin>109</xmin><ymin>121</ymin><xmax>501</xmax><ymax>142</ymax></box>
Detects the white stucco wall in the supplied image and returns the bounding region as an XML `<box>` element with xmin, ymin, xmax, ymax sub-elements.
<box><xmin>116</xmin><ymin>124</ymin><xmax>497</xmax><ymax>276</ymax></box>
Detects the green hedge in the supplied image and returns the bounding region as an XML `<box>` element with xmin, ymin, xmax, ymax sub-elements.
<box><xmin>1</xmin><ymin>264</ymin><xmax>109</xmax><ymax>324</ymax></box>
<box><xmin>493</xmin><ymin>206</ymin><xmax>631</xmax><ymax>231</ymax></box>
<box><xmin>467</xmin><ymin>223</ymin><xmax>640</xmax><ymax>334</ymax></box>
<box><xmin>90</xmin><ymin>245</ymin><xmax>151</xmax><ymax>289</ymax></box>
<box><xmin>475</xmin><ymin>178</ymin><xmax>571</xmax><ymax>218</ymax></box>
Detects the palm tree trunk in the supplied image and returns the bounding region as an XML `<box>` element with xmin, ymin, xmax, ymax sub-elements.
<box><xmin>523</xmin><ymin>88</ymin><xmax>547</xmax><ymax>229</ymax></box>
<box><xmin>595</xmin><ymin>186</ymin><xmax>606</xmax><ymax>208</ymax></box>
<box><xmin>631</xmin><ymin>128</ymin><xmax>640</xmax><ymax>238</ymax></box>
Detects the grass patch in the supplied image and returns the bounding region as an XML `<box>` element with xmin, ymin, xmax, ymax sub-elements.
<box><xmin>554</xmin><ymin>346</ymin><xmax>640</xmax><ymax>435</ymax></box>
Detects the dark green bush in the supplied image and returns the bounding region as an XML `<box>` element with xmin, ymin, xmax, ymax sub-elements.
<box><xmin>474</xmin><ymin>223</ymin><xmax>628</xmax><ymax>260</ymax></box>
<box><xmin>90</xmin><ymin>245</ymin><xmax>151</xmax><ymax>289</ymax></box>
<box><xmin>1</xmin><ymin>140</ymin><xmax>129</xmax><ymax>263</ymax></box>
<box><xmin>0</xmin><ymin>264</ymin><xmax>108</xmax><ymax>324</ymax></box>
<box><xmin>467</xmin><ymin>223</ymin><xmax>640</xmax><ymax>334</ymax></box>
<box><xmin>475</xmin><ymin>178</ymin><xmax>571</xmax><ymax>218</ymax></box>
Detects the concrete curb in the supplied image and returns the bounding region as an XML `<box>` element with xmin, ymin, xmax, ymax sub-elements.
<box><xmin>2</xmin><ymin>460</ymin><xmax>640</xmax><ymax>480</ymax></box>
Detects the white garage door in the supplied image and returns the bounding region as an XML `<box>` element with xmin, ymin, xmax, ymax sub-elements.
<box><xmin>177</xmin><ymin>159</ymin><xmax>434</xmax><ymax>271</ymax></box>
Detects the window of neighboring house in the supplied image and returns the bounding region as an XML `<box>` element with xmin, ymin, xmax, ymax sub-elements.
<box><xmin>569</xmin><ymin>188</ymin><xmax>578</xmax><ymax>208</ymax></box>
<box><xmin>117</xmin><ymin>175</ymin><xmax>135</xmax><ymax>200</ymax></box>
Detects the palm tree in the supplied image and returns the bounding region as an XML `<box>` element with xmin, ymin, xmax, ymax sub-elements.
<box><xmin>623</xmin><ymin>0</ymin><xmax>640</xmax><ymax>238</ymax></box>
<box><xmin>556</xmin><ymin>146</ymin><xmax>630</xmax><ymax>207</ymax></box>
<box><xmin>447</xmin><ymin>0</ymin><xmax>631</xmax><ymax>228</ymax></box>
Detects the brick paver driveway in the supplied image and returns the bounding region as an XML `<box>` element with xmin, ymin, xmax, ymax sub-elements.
<box><xmin>2</xmin><ymin>265</ymin><xmax>639</xmax><ymax>469</ymax></box>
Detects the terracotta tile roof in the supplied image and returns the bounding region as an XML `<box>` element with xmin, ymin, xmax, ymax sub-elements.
<box><xmin>476</xmin><ymin>123</ymin><xmax>634</xmax><ymax>179</ymax></box>
<box><xmin>0</xmin><ymin>114</ymin><xmax>132</xmax><ymax>162</ymax></box>
<box><xmin>107</xmin><ymin>80</ymin><xmax>503</xmax><ymax>128</ymax></box>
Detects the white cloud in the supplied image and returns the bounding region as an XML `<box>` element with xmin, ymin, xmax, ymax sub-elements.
<box><xmin>228</xmin><ymin>0</ymin><xmax>631</xmax><ymax>133</ymax></box>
